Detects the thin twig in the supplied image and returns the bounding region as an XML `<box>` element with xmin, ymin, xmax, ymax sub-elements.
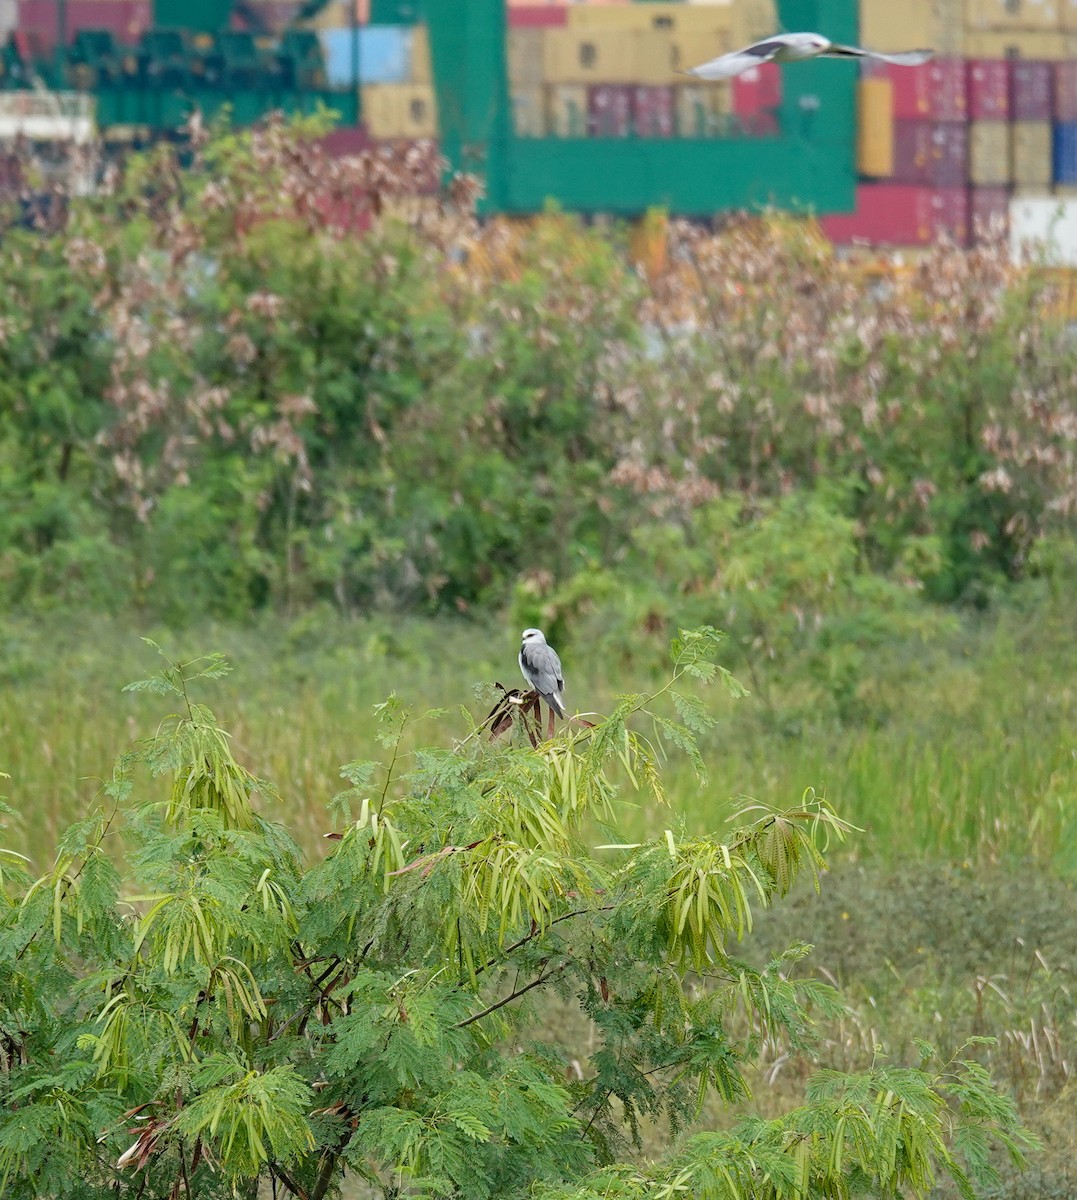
<box><xmin>454</xmin><ymin>963</ymin><xmax>567</xmax><ymax>1029</ymax></box>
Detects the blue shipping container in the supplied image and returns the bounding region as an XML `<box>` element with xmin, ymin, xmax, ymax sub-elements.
<box><xmin>1053</xmin><ymin>122</ymin><xmax>1077</xmax><ymax>184</ymax></box>
<box><xmin>320</xmin><ymin>25</ymin><xmax>414</xmax><ymax>88</ymax></box>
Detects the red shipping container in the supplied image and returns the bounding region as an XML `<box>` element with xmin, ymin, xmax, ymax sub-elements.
<box><xmin>16</xmin><ymin>0</ymin><xmax>150</xmax><ymax>46</ymax></box>
<box><xmin>968</xmin><ymin>185</ymin><xmax>1010</xmax><ymax>241</ymax></box>
<box><xmin>1055</xmin><ymin>61</ymin><xmax>1077</xmax><ymax>122</ymax></box>
<box><xmin>631</xmin><ymin>85</ymin><xmax>674</xmax><ymax>138</ymax></box>
<box><xmin>588</xmin><ymin>84</ymin><xmax>632</xmax><ymax>137</ymax></box>
<box><xmin>1011</xmin><ymin>61</ymin><xmax>1052</xmax><ymax>121</ymax></box>
<box><xmin>507</xmin><ymin>5</ymin><xmax>568</xmax><ymax>28</ymax></box>
<box><xmin>892</xmin><ymin>120</ymin><xmax>968</xmax><ymax>187</ymax></box>
<box><xmin>820</xmin><ymin>184</ymin><xmax>968</xmax><ymax>246</ymax></box>
<box><xmin>318</xmin><ymin>124</ymin><xmax>377</xmax><ymax>157</ymax></box>
<box><xmin>732</xmin><ymin>63</ymin><xmax>781</xmax><ymax>114</ymax></box>
<box><xmin>881</xmin><ymin>58</ymin><xmax>966</xmax><ymax>122</ymax></box>
<box><xmin>967</xmin><ymin>59</ymin><xmax>1011</xmax><ymax>120</ymax></box>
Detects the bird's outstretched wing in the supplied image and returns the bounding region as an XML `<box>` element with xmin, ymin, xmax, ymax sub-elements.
<box><xmin>682</xmin><ymin>38</ymin><xmax>788</xmax><ymax>81</ymax></box>
<box><xmin>521</xmin><ymin>642</ymin><xmax>566</xmax><ymax>719</ymax></box>
<box><xmin>823</xmin><ymin>44</ymin><xmax>933</xmax><ymax>66</ymax></box>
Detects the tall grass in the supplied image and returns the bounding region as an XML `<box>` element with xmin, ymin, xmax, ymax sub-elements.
<box><xmin>1</xmin><ymin>592</ymin><xmax>1075</xmax><ymax>871</ymax></box>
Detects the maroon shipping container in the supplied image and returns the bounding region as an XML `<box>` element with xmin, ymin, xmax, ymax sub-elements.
<box><xmin>1011</xmin><ymin>61</ymin><xmax>1052</xmax><ymax>121</ymax></box>
<box><xmin>820</xmin><ymin>184</ymin><xmax>968</xmax><ymax>246</ymax></box>
<box><xmin>892</xmin><ymin>120</ymin><xmax>968</xmax><ymax>187</ymax></box>
<box><xmin>631</xmin><ymin>85</ymin><xmax>675</xmax><ymax>138</ymax></box>
<box><xmin>880</xmin><ymin>59</ymin><xmax>966</xmax><ymax>122</ymax></box>
<box><xmin>16</xmin><ymin>0</ymin><xmax>150</xmax><ymax>47</ymax></box>
<box><xmin>507</xmin><ymin>5</ymin><xmax>568</xmax><ymax>28</ymax></box>
<box><xmin>318</xmin><ymin>124</ymin><xmax>377</xmax><ymax>158</ymax></box>
<box><xmin>967</xmin><ymin>59</ymin><xmax>1011</xmax><ymax>120</ymax></box>
<box><xmin>968</xmin><ymin>185</ymin><xmax>1010</xmax><ymax>242</ymax></box>
<box><xmin>732</xmin><ymin>63</ymin><xmax>781</xmax><ymax>114</ymax></box>
<box><xmin>588</xmin><ymin>85</ymin><xmax>632</xmax><ymax>137</ymax></box>
<box><xmin>1055</xmin><ymin>61</ymin><xmax>1077</xmax><ymax>122</ymax></box>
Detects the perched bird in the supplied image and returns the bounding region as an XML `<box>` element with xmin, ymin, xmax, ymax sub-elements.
<box><xmin>519</xmin><ymin>628</ymin><xmax>567</xmax><ymax>730</ymax></box>
<box><xmin>683</xmin><ymin>32</ymin><xmax>932</xmax><ymax>81</ymax></box>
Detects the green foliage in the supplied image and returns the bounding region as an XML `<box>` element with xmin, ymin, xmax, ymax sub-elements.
<box><xmin>0</xmin><ymin>633</ymin><xmax>1036</xmax><ymax>1198</ymax></box>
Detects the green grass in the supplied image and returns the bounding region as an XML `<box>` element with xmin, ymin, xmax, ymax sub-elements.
<box><xmin>1</xmin><ymin>592</ymin><xmax>1076</xmax><ymax>872</ymax></box>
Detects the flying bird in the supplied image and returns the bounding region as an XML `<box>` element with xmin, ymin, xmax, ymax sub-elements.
<box><xmin>682</xmin><ymin>32</ymin><xmax>932</xmax><ymax>81</ymax></box>
<box><xmin>519</xmin><ymin>628</ymin><xmax>566</xmax><ymax>736</ymax></box>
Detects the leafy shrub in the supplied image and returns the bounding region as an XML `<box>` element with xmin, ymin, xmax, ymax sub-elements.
<box><xmin>0</xmin><ymin>632</ymin><xmax>1035</xmax><ymax>1197</ymax></box>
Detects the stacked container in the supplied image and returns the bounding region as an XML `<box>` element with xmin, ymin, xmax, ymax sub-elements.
<box><xmin>834</xmin><ymin>0</ymin><xmax>1077</xmax><ymax>246</ymax></box>
<box><xmin>506</xmin><ymin>1</ymin><xmax>778</xmax><ymax>140</ymax></box>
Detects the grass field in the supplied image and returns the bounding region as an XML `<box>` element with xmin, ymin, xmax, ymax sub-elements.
<box><xmin>2</xmin><ymin>595</ymin><xmax>1076</xmax><ymax>1193</ymax></box>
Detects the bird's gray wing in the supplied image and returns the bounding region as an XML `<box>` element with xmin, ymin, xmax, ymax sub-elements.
<box><xmin>682</xmin><ymin>38</ymin><xmax>787</xmax><ymax>81</ymax></box>
<box><xmin>521</xmin><ymin>642</ymin><xmax>565</xmax><ymax>713</ymax></box>
<box><xmin>823</xmin><ymin>44</ymin><xmax>933</xmax><ymax>66</ymax></box>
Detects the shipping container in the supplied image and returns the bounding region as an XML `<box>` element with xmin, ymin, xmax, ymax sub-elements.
<box><xmin>511</xmin><ymin>87</ymin><xmax>546</xmax><ymax>136</ymax></box>
<box><xmin>321</xmin><ymin>25</ymin><xmax>413</xmax><ymax>87</ymax></box>
<box><xmin>1053</xmin><ymin>119</ymin><xmax>1077</xmax><ymax>181</ymax></box>
<box><xmin>1011</xmin><ymin>60</ymin><xmax>1052</xmax><ymax>119</ymax></box>
<box><xmin>969</xmin><ymin>184</ymin><xmax>1010</xmax><ymax>240</ymax></box>
<box><xmin>1063</xmin><ymin>0</ymin><xmax>1077</xmax><ymax>28</ymax></box>
<box><xmin>731</xmin><ymin>63</ymin><xmax>781</xmax><ymax>114</ymax></box>
<box><xmin>507</xmin><ymin>6</ymin><xmax>568</xmax><ymax>30</ymax></box>
<box><xmin>892</xmin><ymin>120</ymin><xmax>968</xmax><ymax>186</ymax></box>
<box><xmin>967</xmin><ymin>60</ymin><xmax>1012</xmax><ymax>120</ymax></box>
<box><xmin>1010</xmin><ymin>195</ymin><xmax>1077</xmax><ymax>263</ymax></box>
<box><xmin>881</xmin><ymin>59</ymin><xmax>967</xmax><ymax>122</ymax></box>
<box><xmin>675</xmin><ymin>82</ymin><xmax>726</xmax><ymax>136</ymax></box>
<box><xmin>542</xmin><ymin>29</ymin><xmax>638</xmax><ymax>84</ymax></box>
<box><xmin>860</xmin><ymin>0</ymin><xmax>963</xmax><ymax>56</ymax></box>
<box><xmin>1012</xmin><ymin>120</ymin><xmax>1053</xmax><ymax>184</ymax></box>
<box><xmin>566</xmin><ymin>2</ymin><xmax>738</xmax><ymax>34</ymax></box>
<box><xmin>965</xmin><ymin>0</ymin><xmax>1060</xmax><ymax>29</ymax></box>
<box><xmin>632</xmin><ymin>84</ymin><xmax>676</xmax><ymax>137</ymax></box>
<box><xmin>964</xmin><ymin>30</ymin><xmax>1070</xmax><ymax>57</ymax></box>
<box><xmin>970</xmin><ymin>119</ymin><xmax>1012</xmax><ymax>183</ymax></box>
<box><xmin>820</xmin><ymin>183</ymin><xmax>968</xmax><ymax>245</ymax></box>
<box><xmin>857</xmin><ymin>77</ymin><xmax>894</xmax><ymax>177</ymax></box>
<box><xmin>545</xmin><ymin>82</ymin><xmax>589</xmax><ymax>137</ymax></box>
<box><xmin>411</xmin><ymin>22</ymin><xmax>431</xmax><ymax>83</ymax></box>
<box><xmin>588</xmin><ymin>83</ymin><xmax>632</xmax><ymax>136</ymax></box>
<box><xmin>1055</xmin><ymin>59</ymin><xmax>1077</xmax><ymax>118</ymax></box>
<box><xmin>360</xmin><ymin>82</ymin><xmax>436</xmax><ymax>137</ymax></box>
<box><xmin>16</xmin><ymin>0</ymin><xmax>150</xmax><ymax>48</ymax></box>
<box><xmin>507</xmin><ymin>29</ymin><xmax>546</xmax><ymax>88</ymax></box>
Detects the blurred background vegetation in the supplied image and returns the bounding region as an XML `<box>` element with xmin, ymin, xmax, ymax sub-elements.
<box><xmin>3</xmin><ymin>117</ymin><xmax>1077</xmax><ymax>1193</ymax></box>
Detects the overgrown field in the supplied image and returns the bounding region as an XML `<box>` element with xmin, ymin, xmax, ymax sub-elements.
<box><xmin>2</xmin><ymin>118</ymin><xmax>1077</xmax><ymax>1197</ymax></box>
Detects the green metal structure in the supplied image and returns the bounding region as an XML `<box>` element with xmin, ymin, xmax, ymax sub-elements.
<box><xmin>422</xmin><ymin>0</ymin><xmax>858</xmax><ymax>215</ymax></box>
<box><xmin>13</xmin><ymin>0</ymin><xmax>857</xmax><ymax>215</ymax></box>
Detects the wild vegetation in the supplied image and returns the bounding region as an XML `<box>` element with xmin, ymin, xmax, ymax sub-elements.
<box><xmin>2</xmin><ymin>116</ymin><xmax>1077</xmax><ymax>1196</ymax></box>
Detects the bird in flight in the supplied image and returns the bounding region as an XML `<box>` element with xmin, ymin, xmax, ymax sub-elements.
<box><xmin>519</xmin><ymin>628</ymin><xmax>566</xmax><ymax>738</ymax></box>
<box><xmin>683</xmin><ymin>31</ymin><xmax>932</xmax><ymax>81</ymax></box>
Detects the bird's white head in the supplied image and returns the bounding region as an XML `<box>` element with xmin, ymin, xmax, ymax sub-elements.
<box><xmin>521</xmin><ymin>628</ymin><xmax>546</xmax><ymax>645</ymax></box>
<box><xmin>805</xmin><ymin>32</ymin><xmax>830</xmax><ymax>51</ymax></box>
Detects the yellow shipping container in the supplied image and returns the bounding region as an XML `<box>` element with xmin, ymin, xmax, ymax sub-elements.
<box><xmin>860</xmin><ymin>0</ymin><xmax>964</xmax><ymax>56</ymax></box>
<box><xmin>508</xmin><ymin>29</ymin><xmax>547</xmax><ymax>88</ymax></box>
<box><xmin>1063</xmin><ymin>0</ymin><xmax>1077</xmax><ymax>29</ymax></box>
<box><xmin>634</xmin><ymin>28</ymin><xmax>736</xmax><ymax>83</ymax></box>
<box><xmin>545</xmin><ymin>83</ymin><xmax>589</xmax><ymax>137</ymax></box>
<box><xmin>857</xmin><ymin>78</ymin><xmax>894</xmax><ymax>178</ymax></box>
<box><xmin>360</xmin><ymin>84</ymin><xmax>437</xmax><ymax>139</ymax></box>
<box><xmin>411</xmin><ymin>23</ymin><xmax>431</xmax><ymax>84</ymax></box>
<box><xmin>566</xmin><ymin>2</ymin><xmax>736</xmax><ymax>33</ymax></box>
<box><xmin>675</xmin><ymin>81</ymin><xmax>731</xmax><ymax>135</ymax></box>
<box><xmin>963</xmin><ymin>28</ymin><xmax>1069</xmax><ymax>54</ymax></box>
<box><xmin>542</xmin><ymin>29</ymin><xmax>639</xmax><ymax>83</ymax></box>
<box><xmin>964</xmin><ymin>0</ymin><xmax>1060</xmax><ymax>29</ymax></box>
<box><xmin>511</xmin><ymin>87</ymin><xmax>547</xmax><ymax>137</ymax></box>
<box><xmin>969</xmin><ymin>120</ymin><xmax>1011</xmax><ymax>185</ymax></box>
<box><xmin>1012</xmin><ymin>120</ymin><xmax>1053</xmax><ymax>185</ymax></box>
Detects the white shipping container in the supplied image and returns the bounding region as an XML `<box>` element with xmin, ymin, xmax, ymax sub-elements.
<box><xmin>1010</xmin><ymin>196</ymin><xmax>1077</xmax><ymax>264</ymax></box>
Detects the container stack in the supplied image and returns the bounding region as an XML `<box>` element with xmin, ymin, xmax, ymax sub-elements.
<box><xmin>507</xmin><ymin>1</ymin><xmax>779</xmax><ymax>140</ymax></box>
<box><xmin>823</xmin><ymin>0</ymin><xmax>1077</xmax><ymax>247</ymax></box>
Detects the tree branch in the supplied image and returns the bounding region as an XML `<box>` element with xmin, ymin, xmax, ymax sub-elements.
<box><xmin>454</xmin><ymin>962</ymin><xmax>567</xmax><ymax>1029</ymax></box>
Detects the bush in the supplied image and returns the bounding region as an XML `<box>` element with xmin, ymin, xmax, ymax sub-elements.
<box><xmin>0</xmin><ymin>632</ymin><xmax>1035</xmax><ymax>1197</ymax></box>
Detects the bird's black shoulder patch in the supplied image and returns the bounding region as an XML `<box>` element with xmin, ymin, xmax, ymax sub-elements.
<box><xmin>744</xmin><ymin>38</ymin><xmax>788</xmax><ymax>57</ymax></box>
